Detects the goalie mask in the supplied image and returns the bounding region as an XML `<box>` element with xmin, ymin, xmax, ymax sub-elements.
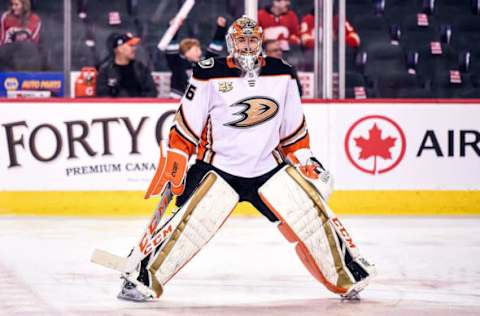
<box><xmin>226</xmin><ymin>16</ymin><xmax>263</xmax><ymax>73</ymax></box>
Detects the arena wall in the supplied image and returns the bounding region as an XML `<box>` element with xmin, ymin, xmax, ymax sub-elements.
<box><xmin>1</xmin><ymin>99</ymin><xmax>479</xmax><ymax>216</ymax></box>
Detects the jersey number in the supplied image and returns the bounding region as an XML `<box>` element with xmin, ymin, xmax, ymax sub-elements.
<box><xmin>185</xmin><ymin>84</ymin><xmax>197</xmax><ymax>100</ymax></box>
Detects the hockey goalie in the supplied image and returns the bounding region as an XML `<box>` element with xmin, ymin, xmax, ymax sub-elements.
<box><xmin>116</xmin><ymin>16</ymin><xmax>376</xmax><ymax>301</ymax></box>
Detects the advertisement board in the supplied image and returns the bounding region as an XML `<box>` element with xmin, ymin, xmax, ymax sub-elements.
<box><xmin>1</xmin><ymin>101</ymin><xmax>177</xmax><ymax>190</ymax></box>
<box><xmin>331</xmin><ymin>104</ymin><xmax>480</xmax><ymax>190</ymax></box>
<box><xmin>0</xmin><ymin>72</ymin><xmax>64</xmax><ymax>97</ymax></box>
<box><xmin>1</xmin><ymin>100</ymin><xmax>479</xmax><ymax>215</ymax></box>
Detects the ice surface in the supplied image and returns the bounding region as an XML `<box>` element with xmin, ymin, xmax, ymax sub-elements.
<box><xmin>0</xmin><ymin>216</ymin><xmax>479</xmax><ymax>316</ymax></box>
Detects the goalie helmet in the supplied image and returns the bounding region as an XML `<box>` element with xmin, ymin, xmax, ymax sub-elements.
<box><xmin>226</xmin><ymin>16</ymin><xmax>263</xmax><ymax>73</ymax></box>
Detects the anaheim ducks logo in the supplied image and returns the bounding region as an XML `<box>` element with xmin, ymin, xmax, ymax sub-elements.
<box><xmin>225</xmin><ymin>97</ymin><xmax>279</xmax><ymax>128</ymax></box>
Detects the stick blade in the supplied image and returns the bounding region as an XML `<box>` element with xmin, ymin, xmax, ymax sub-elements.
<box><xmin>91</xmin><ymin>249</ymin><xmax>128</xmax><ymax>272</ymax></box>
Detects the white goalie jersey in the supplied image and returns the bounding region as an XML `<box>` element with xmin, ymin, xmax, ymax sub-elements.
<box><xmin>169</xmin><ymin>56</ymin><xmax>310</xmax><ymax>177</ymax></box>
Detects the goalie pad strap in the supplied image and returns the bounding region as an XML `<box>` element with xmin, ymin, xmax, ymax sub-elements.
<box><xmin>147</xmin><ymin>171</ymin><xmax>239</xmax><ymax>297</ymax></box>
<box><xmin>259</xmin><ymin>166</ymin><xmax>357</xmax><ymax>294</ymax></box>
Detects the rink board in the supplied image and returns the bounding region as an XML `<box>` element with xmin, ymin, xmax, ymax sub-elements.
<box><xmin>1</xmin><ymin>99</ymin><xmax>479</xmax><ymax>216</ymax></box>
<box><xmin>1</xmin><ymin>190</ymin><xmax>480</xmax><ymax>216</ymax></box>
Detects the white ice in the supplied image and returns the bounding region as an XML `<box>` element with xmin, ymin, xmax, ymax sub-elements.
<box><xmin>0</xmin><ymin>216</ymin><xmax>479</xmax><ymax>316</ymax></box>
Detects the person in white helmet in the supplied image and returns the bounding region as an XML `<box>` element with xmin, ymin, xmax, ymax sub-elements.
<box><xmin>117</xmin><ymin>16</ymin><xmax>376</xmax><ymax>302</ymax></box>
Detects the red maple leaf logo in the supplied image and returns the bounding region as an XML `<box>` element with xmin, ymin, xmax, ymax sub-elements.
<box><xmin>354</xmin><ymin>123</ymin><xmax>396</xmax><ymax>174</ymax></box>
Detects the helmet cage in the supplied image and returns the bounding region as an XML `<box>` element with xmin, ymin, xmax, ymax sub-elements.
<box><xmin>226</xmin><ymin>16</ymin><xmax>263</xmax><ymax>72</ymax></box>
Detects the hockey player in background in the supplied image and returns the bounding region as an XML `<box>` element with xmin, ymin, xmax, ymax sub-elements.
<box><xmin>117</xmin><ymin>16</ymin><xmax>376</xmax><ymax>302</ymax></box>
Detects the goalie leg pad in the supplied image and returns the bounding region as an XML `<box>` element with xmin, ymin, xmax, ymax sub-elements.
<box><xmin>259</xmin><ymin>166</ymin><xmax>376</xmax><ymax>296</ymax></box>
<box><xmin>147</xmin><ymin>171</ymin><xmax>239</xmax><ymax>297</ymax></box>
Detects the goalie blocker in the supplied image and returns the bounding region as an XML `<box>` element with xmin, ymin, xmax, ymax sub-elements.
<box><xmin>259</xmin><ymin>165</ymin><xmax>376</xmax><ymax>297</ymax></box>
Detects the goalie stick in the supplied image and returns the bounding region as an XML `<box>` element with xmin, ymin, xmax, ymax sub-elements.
<box><xmin>91</xmin><ymin>182</ymin><xmax>174</xmax><ymax>273</ymax></box>
<box><xmin>92</xmin><ymin>139</ymin><xmax>178</xmax><ymax>272</ymax></box>
<box><xmin>91</xmin><ymin>202</ymin><xmax>185</xmax><ymax>273</ymax></box>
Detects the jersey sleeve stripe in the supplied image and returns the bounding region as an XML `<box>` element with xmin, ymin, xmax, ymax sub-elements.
<box><xmin>206</xmin><ymin>117</ymin><xmax>215</xmax><ymax>164</ymax></box>
<box><xmin>170</xmin><ymin>126</ymin><xmax>197</xmax><ymax>149</ymax></box>
<box><xmin>280</xmin><ymin>116</ymin><xmax>307</xmax><ymax>146</ymax></box>
<box><xmin>172</xmin><ymin>119</ymin><xmax>198</xmax><ymax>146</ymax></box>
<box><xmin>280</xmin><ymin>133</ymin><xmax>310</xmax><ymax>155</ymax></box>
<box><xmin>197</xmin><ymin>125</ymin><xmax>208</xmax><ymax>161</ymax></box>
<box><xmin>272</xmin><ymin>148</ymin><xmax>284</xmax><ymax>164</ymax></box>
<box><xmin>281</xmin><ymin>127</ymin><xmax>308</xmax><ymax>148</ymax></box>
<box><xmin>173</xmin><ymin>106</ymin><xmax>200</xmax><ymax>145</ymax></box>
<box><xmin>199</xmin><ymin>116</ymin><xmax>215</xmax><ymax>164</ymax></box>
<box><xmin>168</xmin><ymin>127</ymin><xmax>197</xmax><ymax>156</ymax></box>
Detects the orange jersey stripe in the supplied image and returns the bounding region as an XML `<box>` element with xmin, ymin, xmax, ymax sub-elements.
<box><xmin>198</xmin><ymin>117</ymin><xmax>214</xmax><ymax>163</ymax></box>
<box><xmin>197</xmin><ymin>119</ymin><xmax>209</xmax><ymax>161</ymax></box>
<box><xmin>174</xmin><ymin>105</ymin><xmax>200</xmax><ymax>144</ymax></box>
<box><xmin>169</xmin><ymin>127</ymin><xmax>196</xmax><ymax>157</ymax></box>
<box><xmin>280</xmin><ymin>133</ymin><xmax>310</xmax><ymax>156</ymax></box>
<box><xmin>281</xmin><ymin>116</ymin><xmax>307</xmax><ymax>144</ymax></box>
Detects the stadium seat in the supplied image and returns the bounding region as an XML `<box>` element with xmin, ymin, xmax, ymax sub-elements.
<box><xmin>352</xmin><ymin>14</ymin><xmax>391</xmax><ymax>48</ymax></box>
<box><xmin>361</xmin><ymin>42</ymin><xmax>407</xmax><ymax>79</ymax></box>
<box><xmin>432</xmin><ymin>70</ymin><xmax>477</xmax><ymax>98</ymax></box>
<box><xmin>72</xmin><ymin>39</ymin><xmax>99</xmax><ymax>70</ymax></box>
<box><xmin>346</xmin><ymin>87</ymin><xmax>379</xmax><ymax>98</ymax></box>
<box><xmin>38</xmin><ymin>11</ymin><xmax>64</xmax><ymax>71</ymax></box>
<box><xmin>0</xmin><ymin>41</ymin><xmax>42</xmax><ymax>71</ymax></box>
<box><xmin>401</xmin><ymin>14</ymin><xmax>440</xmax><ymax>50</ymax></box>
<box><xmin>406</xmin><ymin>44</ymin><xmax>459</xmax><ymax>81</ymax></box>
<box><xmin>435</xmin><ymin>0</ymin><xmax>475</xmax><ymax>24</ymax></box>
<box><xmin>465</xmin><ymin>50</ymin><xmax>480</xmax><ymax>77</ymax></box>
<box><xmin>454</xmin><ymin>16</ymin><xmax>480</xmax><ymax>51</ymax></box>
<box><xmin>384</xmin><ymin>0</ymin><xmax>432</xmax><ymax>24</ymax></box>
<box><xmin>376</xmin><ymin>72</ymin><xmax>430</xmax><ymax>98</ymax></box>
<box><xmin>346</xmin><ymin>71</ymin><xmax>366</xmax><ymax>87</ymax></box>
<box><xmin>347</xmin><ymin>0</ymin><xmax>377</xmax><ymax>19</ymax></box>
<box><xmin>345</xmin><ymin>71</ymin><xmax>378</xmax><ymax>98</ymax></box>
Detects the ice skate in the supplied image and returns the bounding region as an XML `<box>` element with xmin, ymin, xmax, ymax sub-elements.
<box><xmin>339</xmin><ymin>271</ymin><xmax>374</xmax><ymax>301</ymax></box>
<box><xmin>117</xmin><ymin>276</ymin><xmax>154</xmax><ymax>302</ymax></box>
<box><xmin>340</xmin><ymin>288</ymin><xmax>362</xmax><ymax>301</ymax></box>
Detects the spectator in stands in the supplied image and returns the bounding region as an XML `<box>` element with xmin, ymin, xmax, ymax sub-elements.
<box><xmin>258</xmin><ymin>0</ymin><xmax>300</xmax><ymax>52</ymax></box>
<box><xmin>300</xmin><ymin>10</ymin><xmax>361</xmax><ymax>50</ymax></box>
<box><xmin>299</xmin><ymin>10</ymin><xmax>360</xmax><ymax>71</ymax></box>
<box><xmin>0</xmin><ymin>0</ymin><xmax>42</xmax><ymax>71</ymax></box>
<box><xmin>96</xmin><ymin>32</ymin><xmax>157</xmax><ymax>97</ymax></box>
<box><xmin>166</xmin><ymin>16</ymin><xmax>227</xmax><ymax>98</ymax></box>
<box><xmin>0</xmin><ymin>0</ymin><xmax>41</xmax><ymax>45</ymax></box>
<box><xmin>263</xmin><ymin>39</ymin><xmax>303</xmax><ymax>96</ymax></box>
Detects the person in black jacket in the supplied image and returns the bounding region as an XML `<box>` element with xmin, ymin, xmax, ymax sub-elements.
<box><xmin>96</xmin><ymin>32</ymin><xmax>157</xmax><ymax>97</ymax></box>
<box><xmin>165</xmin><ymin>16</ymin><xmax>227</xmax><ymax>98</ymax></box>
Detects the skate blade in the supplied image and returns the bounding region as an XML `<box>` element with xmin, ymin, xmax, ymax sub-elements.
<box><xmin>340</xmin><ymin>277</ymin><xmax>370</xmax><ymax>301</ymax></box>
<box><xmin>117</xmin><ymin>291</ymin><xmax>154</xmax><ymax>302</ymax></box>
<box><xmin>340</xmin><ymin>289</ymin><xmax>362</xmax><ymax>301</ymax></box>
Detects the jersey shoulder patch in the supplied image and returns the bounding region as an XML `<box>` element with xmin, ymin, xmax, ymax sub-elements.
<box><xmin>193</xmin><ymin>57</ymin><xmax>240</xmax><ymax>81</ymax></box>
<box><xmin>198</xmin><ymin>57</ymin><xmax>214</xmax><ymax>69</ymax></box>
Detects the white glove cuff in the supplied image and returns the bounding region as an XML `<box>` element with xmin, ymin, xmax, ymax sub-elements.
<box><xmin>292</xmin><ymin>148</ymin><xmax>315</xmax><ymax>165</ymax></box>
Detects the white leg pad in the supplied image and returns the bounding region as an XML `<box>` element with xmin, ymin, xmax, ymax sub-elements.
<box><xmin>259</xmin><ymin>166</ymin><xmax>376</xmax><ymax>296</ymax></box>
<box><xmin>147</xmin><ymin>171</ymin><xmax>239</xmax><ymax>297</ymax></box>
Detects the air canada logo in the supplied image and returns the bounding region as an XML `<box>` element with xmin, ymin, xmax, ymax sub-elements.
<box><xmin>225</xmin><ymin>97</ymin><xmax>279</xmax><ymax>128</ymax></box>
<box><xmin>345</xmin><ymin>115</ymin><xmax>406</xmax><ymax>175</ymax></box>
